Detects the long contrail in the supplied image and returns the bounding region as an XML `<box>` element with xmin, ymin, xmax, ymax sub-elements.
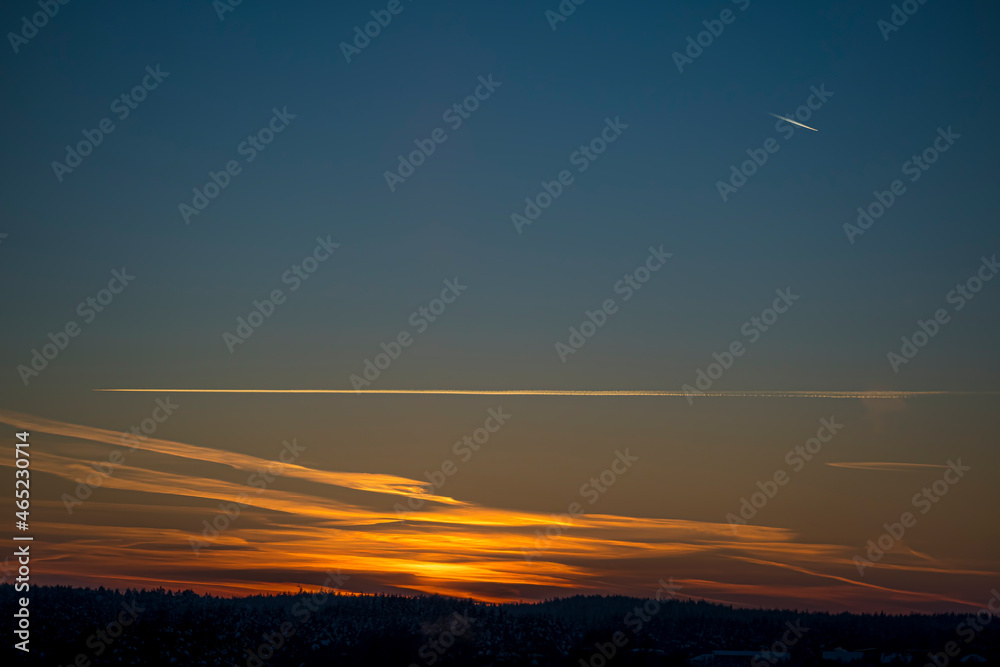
<box><xmin>93</xmin><ymin>389</ymin><xmax>997</xmax><ymax>399</ymax></box>
<box><xmin>826</xmin><ymin>462</ymin><xmax>949</xmax><ymax>472</ymax></box>
<box><xmin>769</xmin><ymin>112</ymin><xmax>819</xmax><ymax>132</ymax></box>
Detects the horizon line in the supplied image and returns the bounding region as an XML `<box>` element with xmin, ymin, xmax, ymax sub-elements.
<box><xmin>18</xmin><ymin>581</ymin><xmax>973</xmax><ymax>615</ymax></box>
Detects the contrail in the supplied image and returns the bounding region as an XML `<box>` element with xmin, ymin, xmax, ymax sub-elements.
<box><xmin>93</xmin><ymin>389</ymin><xmax>997</xmax><ymax>399</ymax></box>
<box><xmin>826</xmin><ymin>462</ymin><xmax>949</xmax><ymax>472</ymax></box>
<box><xmin>769</xmin><ymin>112</ymin><xmax>818</xmax><ymax>132</ymax></box>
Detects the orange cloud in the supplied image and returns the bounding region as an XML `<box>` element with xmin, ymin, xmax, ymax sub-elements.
<box><xmin>1</xmin><ymin>409</ymin><xmax>993</xmax><ymax>613</ymax></box>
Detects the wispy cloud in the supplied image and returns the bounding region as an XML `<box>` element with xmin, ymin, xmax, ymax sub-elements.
<box><xmin>1</xmin><ymin>409</ymin><xmax>993</xmax><ymax>612</ymax></box>
<box><xmin>0</xmin><ymin>409</ymin><xmax>459</xmax><ymax>504</ymax></box>
<box><xmin>826</xmin><ymin>462</ymin><xmax>949</xmax><ymax>472</ymax></box>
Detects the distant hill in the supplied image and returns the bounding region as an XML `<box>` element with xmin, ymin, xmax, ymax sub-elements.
<box><xmin>4</xmin><ymin>585</ymin><xmax>997</xmax><ymax>666</ymax></box>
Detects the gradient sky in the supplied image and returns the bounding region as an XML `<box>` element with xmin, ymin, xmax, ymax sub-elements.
<box><xmin>1</xmin><ymin>0</ymin><xmax>999</xmax><ymax>614</ymax></box>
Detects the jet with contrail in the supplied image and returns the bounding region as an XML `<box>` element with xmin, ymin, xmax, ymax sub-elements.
<box><xmin>769</xmin><ymin>112</ymin><xmax>819</xmax><ymax>132</ymax></box>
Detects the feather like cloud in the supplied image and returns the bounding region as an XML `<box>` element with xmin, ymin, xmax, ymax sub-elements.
<box><xmin>1</xmin><ymin>409</ymin><xmax>993</xmax><ymax>613</ymax></box>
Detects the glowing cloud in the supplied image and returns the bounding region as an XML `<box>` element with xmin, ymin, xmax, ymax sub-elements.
<box><xmin>2</xmin><ymin>409</ymin><xmax>994</xmax><ymax>613</ymax></box>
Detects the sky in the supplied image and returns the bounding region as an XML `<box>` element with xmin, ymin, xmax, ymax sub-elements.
<box><xmin>1</xmin><ymin>0</ymin><xmax>999</xmax><ymax>614</ymax></box>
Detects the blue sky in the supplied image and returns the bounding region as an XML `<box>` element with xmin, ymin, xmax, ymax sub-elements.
<box><xmin>3</xmin><ymin>0</ymin><xmax>999</xmax><ymax>396</ymax></box>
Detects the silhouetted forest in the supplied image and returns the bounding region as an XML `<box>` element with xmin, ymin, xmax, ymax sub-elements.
<box><xmin>5</xmin><ymin>584</ymin><xmax>998</xmax><ymax>666</ymax></box>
